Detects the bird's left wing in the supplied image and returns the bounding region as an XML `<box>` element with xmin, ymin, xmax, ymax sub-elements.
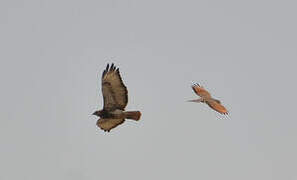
<box><xmin>96</xmin><ymin>118</ymin><xmax>125</xmax><ymax>132</ymax></box>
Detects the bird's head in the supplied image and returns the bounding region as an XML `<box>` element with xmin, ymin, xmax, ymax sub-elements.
<box><xmin>92</xmin><ymin>110</ymin><xmax>103</xmax><ymax>117</ymax></box>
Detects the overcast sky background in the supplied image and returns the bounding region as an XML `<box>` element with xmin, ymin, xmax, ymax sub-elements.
<box><xmin>1</xmin><ymin>0</ymin><xmax>297</xmax><ymax>179</ymax></box>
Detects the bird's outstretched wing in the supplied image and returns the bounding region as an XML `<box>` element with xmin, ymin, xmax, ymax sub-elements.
<box><xmin>206</xmin><ymin>100</ymin><xmax>228</xmax><ymax>115</ymax></box>
<box><xmin>101</xmin><ymin>63</ymin><xmax>128</xmax><ymax>111</ymax></box>
<box><xmin>191</xmin><ymin>83</ymin><xmax>211</xmax><ymax>99</ymax></box>
<box><xmin>97</xmin><ymin>118</ymin><xmax>125</xmax><ymax>132</ymax></box>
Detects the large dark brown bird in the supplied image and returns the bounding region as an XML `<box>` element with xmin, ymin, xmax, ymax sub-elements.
<box><xmin>188</xmin><ymin>83</ymin><xmax>228</xmax><ymax>115</ymax></box>
<box><xmin>93</xmin><ymin>63</ymin><xmax>141</xmax><ymax>132</ymax></box>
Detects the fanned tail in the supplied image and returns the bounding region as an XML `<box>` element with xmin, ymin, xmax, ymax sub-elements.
<box><xmin>124</xmin><ymin>111</ymin><xmax>141</xmax><ymax>121</ymax></box>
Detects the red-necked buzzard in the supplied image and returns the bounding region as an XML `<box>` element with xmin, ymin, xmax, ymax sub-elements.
<box><xmin>93</xmin><ymin>63</ymin><xmax>141</xmax><ymax>132</ymax></box>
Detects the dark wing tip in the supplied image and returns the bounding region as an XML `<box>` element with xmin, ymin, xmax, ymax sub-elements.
<box><xmin>221</xmin><ymin>111</ymin><xmax>228</xmax><ymax>115</ymax></box>
<box><xmin>106</xmin><ymin>63</ymin><xmax>110</xmax><ymax>71</ymax></box>
<box><xmin>192</xmin><ymin>83</ymin><xmax>201</xmax><ymax>87</ymax></box>
<box><xmin>102</xmin><ymin>63</ymin><xmax>109</xmax><ymax>79</ymax></box>
<box><xmin>191</xmin><ymin>83</ymin><xmax>201</xmax><ymax>90</ymax></box>
<box><xmin>116</xmin><ymin>68</ymin><xmax>120</xmax><ymax>75</ymax></box>
<box><xmin>110</xmin><ymin>63</ymin><xmax>117</xmax><ymax>71</ymax></box>
<box><xmin>103</xmin><ymin>63</ymin><xmax>119</xmax><ymax>78</ymax></box>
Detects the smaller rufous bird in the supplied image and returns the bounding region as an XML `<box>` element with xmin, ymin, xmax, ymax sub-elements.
<box><xmin>188</xmin><ymin>83</ymin><xmax>228</xmax><ymax>115</ymax></box>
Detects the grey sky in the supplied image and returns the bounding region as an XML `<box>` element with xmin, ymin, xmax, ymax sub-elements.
<box><xmin>1</xmin><ymin>0</ymin><xmax>297</xmax><ymax>179</ymax></box>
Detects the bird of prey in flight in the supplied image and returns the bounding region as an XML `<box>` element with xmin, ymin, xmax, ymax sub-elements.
<box><xmin>93</xmin><ymin>63</ymin><xmax>141</xmax><ymax>132</ymax></box>
<box><xmin>188</xmin><ymin>83</ymin><xmax>228</xmax><ymax>115</ymax></box>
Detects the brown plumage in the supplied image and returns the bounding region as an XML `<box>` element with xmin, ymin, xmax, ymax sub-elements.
<box><xmin>93</xmin><ymin>63</ymin><xmax>141</xmax><ymax>132</ymax></box>
<box><xmin>188</xmin><ymin>83</ymin><xmax>228</xmax><ymax>115</ymax></box>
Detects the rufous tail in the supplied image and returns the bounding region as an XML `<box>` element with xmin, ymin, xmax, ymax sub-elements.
<box><xmin>124</xmin><ymin>111</ymin><xmax>141</xmax><ymax>121</ymax></box>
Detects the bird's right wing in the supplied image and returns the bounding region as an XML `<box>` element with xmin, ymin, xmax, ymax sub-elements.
<box><xmin>192</xmin><ymin>84</ymin><xmax>211</xmax><ymax>98</ymax></box>
<box><xmin>101</xmin><ymin>63</ymin><xmax>128</xmax><ymax>111</ymax></box>
<box><xmin>101</xmin><ymin>81</ymin><xmax>118</xmax><ymax>111</ymax></box>
<box><xmin>206</xmin><ymin>100</ymin><xmax>228</xmax><ymax>115</ymax></box>
<box><xmin>97</xmin><ymin>118</ymin><xmax>125</xmax><ymax>132</ymax></box>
